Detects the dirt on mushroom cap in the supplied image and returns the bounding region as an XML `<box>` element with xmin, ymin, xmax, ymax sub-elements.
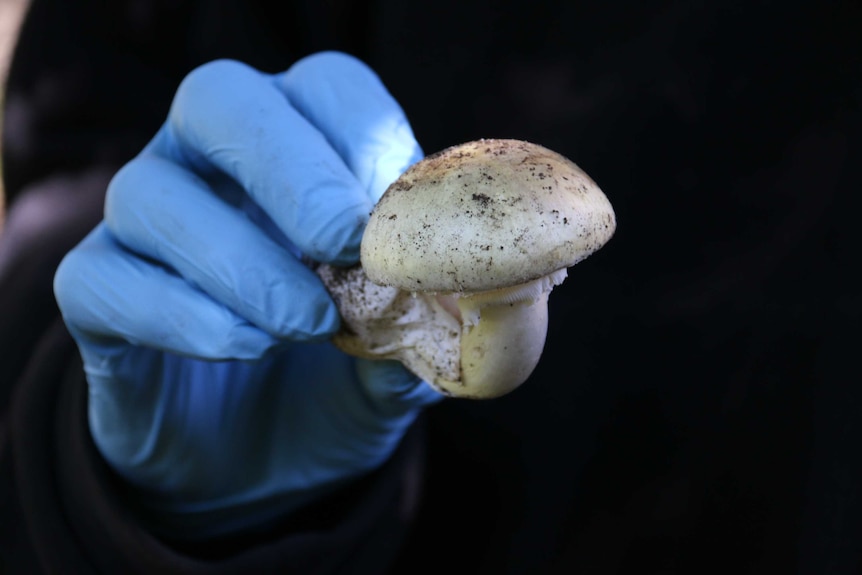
<box><xmin>361</xmin><ymin>139</ymin><xmax>616</xmax><ymax>293</ymax></box>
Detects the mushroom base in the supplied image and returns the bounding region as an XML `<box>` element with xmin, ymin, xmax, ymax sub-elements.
<box><xmin>316</xmin><ymin>264</ymin><xmax>557</xmax><ymax>399</ymax></box>
<box><xmin>456</xmin><ymin>292</ymin><xmax>549</xmax><ymax>398</ymax></box>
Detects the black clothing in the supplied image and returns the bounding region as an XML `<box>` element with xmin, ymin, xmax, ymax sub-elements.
<box><xmin>2</xmin><ymin>0</ymin><xmax>861</xmax><ymax>573</ymax></box>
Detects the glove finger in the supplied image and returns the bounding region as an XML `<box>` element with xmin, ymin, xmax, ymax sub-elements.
<box><xmin>104</xmin><ymin>155</ymin><xmax>340</xmax><ymax>341</ymax></box>
<box><xmin>54</xmin><ymin>224</ymin><xmax>281</xmax><ymax>361</ymax></box>
<box><xmin>276</xmin><ymin>51</ymin><xmax>424</xmax><ymax>203</ymax></box>
<box><xmin>143</xmin><ymin>59</ymin><xmax>372</xmax><ymax>265</ymax></box>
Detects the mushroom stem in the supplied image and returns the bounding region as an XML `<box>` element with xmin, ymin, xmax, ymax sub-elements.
<box><xmin>448</xmin><ymin>269</ymin><xmax>567</xmax><ymax>398</ymax></box>
<box><xmin>316</xmin><ymin>263</ymin><xmax>569</xmax><ymax>399</ymax></box>
<box><xmin>457</xmin><ymin>292</ymin><xmax>549</xmax><ymax>398</ymax></box>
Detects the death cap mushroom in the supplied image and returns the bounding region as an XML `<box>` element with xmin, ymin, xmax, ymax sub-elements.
<box><xmin>351</xmin><ymin>138</ymin><xmax>616</xmax><ymax>398</ymax></box>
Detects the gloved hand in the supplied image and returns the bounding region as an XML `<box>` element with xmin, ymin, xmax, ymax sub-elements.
<box><xmin>53</xmin><ymin>52</ymin><xmax>442</xmax><ymax>538</ymax></box>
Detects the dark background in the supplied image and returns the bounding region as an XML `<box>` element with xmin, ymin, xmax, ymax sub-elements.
<box><xmin>2</xmin><ymin>0</ymin><xmax>861</xmax><ymax>572</ymax></box>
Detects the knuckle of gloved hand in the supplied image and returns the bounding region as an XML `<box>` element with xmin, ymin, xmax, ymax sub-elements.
<box><xmin>288</xmin><ymin>50</ymin><xmax>381</xmax><ymax>86</ymax></box>
<box><xmin>104</xmin><ymin>159</ymin><xmax>147</xmax><ymax>222</ymax></box>
<box><xmin>293</xmin><ymin>49</ymin><xmax>365</xmax><ymax>70</ymax></box>
<box><xmin>102</xmin><ymin>159</ymin><xmax>174</xmax><ymax>258</ymax></box>
<box><xmin>204</xmin><ymin>318</ymin><xmax>273</xmax><ymax>359</ymax></box>
<box><xmin>174</xmin><ymin>58</ymin><xmax>260</xmax><ymax>113</ymax></box>
<box><xmin>53</xmin><ymin>237</ymin><xmax>98</xmax><ymax>324</ymax></box>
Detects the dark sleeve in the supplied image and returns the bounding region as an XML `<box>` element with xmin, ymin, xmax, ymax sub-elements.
<box><xmin>1</xmin><ymin>0</ymin><xmax>194</xmax><ymax>199</ymax></box>
<box><xmin>0</xmin><ymin>0</ymin><xmax>195</xmax><ymax>388</ymax></box>
<box><xmin>1</xmin><ymin>319</ymin><xmax>424</xmax><ymax>574</ymax></box>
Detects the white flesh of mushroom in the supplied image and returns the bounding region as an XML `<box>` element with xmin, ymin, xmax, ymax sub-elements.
<box><xmin>316</xmin><ymin>264</ymin><xmax>568</xmax><ymax>398</ymax></box>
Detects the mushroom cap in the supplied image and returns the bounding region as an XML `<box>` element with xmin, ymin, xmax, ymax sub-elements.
<box><xmin>361</xmin><ymin>139</ymin><xmax>616</xmax><ymax>293</ymax></box>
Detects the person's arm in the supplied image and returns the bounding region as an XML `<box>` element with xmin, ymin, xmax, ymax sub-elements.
<box><xmin>2</xmin><ymin>2</ymin><xmax>439</xmax><ymax>572</ymax></box>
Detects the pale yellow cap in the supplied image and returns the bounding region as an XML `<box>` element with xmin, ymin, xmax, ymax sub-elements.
<box><xmin>361</xmin><ymin>139</ymin><xmax>616</xmax><ymax>293</ymax></box>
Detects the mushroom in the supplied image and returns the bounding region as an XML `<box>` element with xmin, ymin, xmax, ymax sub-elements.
<box><xmin>316</xmin><ymin>139</ymin><xmax>615</xmax><ymax>399</ymax></box>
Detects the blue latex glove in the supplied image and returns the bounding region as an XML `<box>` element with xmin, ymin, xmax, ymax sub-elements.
<box><xmin>53</xmin><ymin>52</ymin><xmax>442</xmax><ymax>538</ymax></box>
